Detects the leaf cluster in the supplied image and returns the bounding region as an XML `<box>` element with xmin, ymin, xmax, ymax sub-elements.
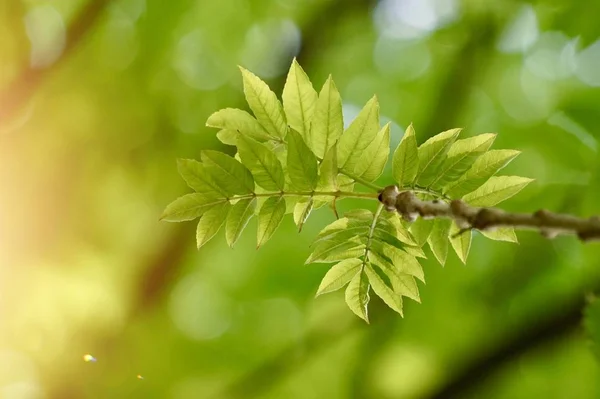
<box><xmin>162</xmin><ymin>60</ymin><xmax>532</xmax><ymax>321</ymax></box>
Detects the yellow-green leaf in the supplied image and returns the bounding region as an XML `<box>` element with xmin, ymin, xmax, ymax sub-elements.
<box><xmin>365</xmin><ymin>264</ymin><xmax>403</xmax><ymax>315</ymax></box>
<box><xmin>409</xmin><ymin>218</ymin><xmax>435</xmax><ymax>247</ymax></box>
<box><xmin>429</xmin><ymin>133</ymin><xmax>496</xmax><ymax>190</ymax></box>
<box><xmin>337</xmin><ymin>96</ymin><xmax>380</xmax><ymax>171</ymax></box>
<box><xmin>317</xmin><ymin>144</ymin><xmax>338</xmax><ymax>192</ymax></box>
<box><xmin>449</xmin><ymin>223</ymin><xmax>472</xmax><ymax>264</ymax></box>
<box><xmin>237</xmin><ymin>136</ymin><xmax>285</xmax><ymax>191</ymax></box>
<box><xmin>444</xmin><ymin>149</ymin><xmax>521</xmax><ymax>199</ymax></box>
<box><xmin>239</xmin><ymin>67</ymin><xmax>287</xmax><ymax>139</ymax></box>
<box><xmin>256</xmin><ymin>196</ymin><xmax>286</xmax><ymax>248</ymax></box>
<box><xmin>177</xmin><ymin>159</ymin><xmax>228</xmax><ymax>197</ymax></box>
<box><xmin>206</xmin><ymin>108</ymin><xmax>271</xmax><ymax>141</ymax></box>
<box><xmin>415</xmin><ymin>128</ymin><xmax>461</xmax><ymax>186</ymax></box>
<box><xmin>392</xmin><ymin>124</ymin><xmax>419</xmax><ymax>187</ymax></box>
<box><xmin>225</xmin><ymin>197</ymin><xmax>257</xmax><ymax>247</ymax></box>
<box><xmin>481</xmin><ymin>227</ymin><xmax>519</xmax><ymax>243</ymax></box>
<box><xmin>293</xmin><ymin>198</ymin><xmax>314</xmax><ymax>232</ymax></box>
<box><xmin>201</xmin><ymin>150</ymin><xmax>255</xmax><ymax>195</ymax></box>
<box><xmin>352</xmin><ymin>122</ymin><xmax>390</xmax><ymax>182</ymax></box>
<box><xmin>161</xmin><ymin>194</ymin><xmax>227</xmax><ymax>222</ymax></box>
<box><xmin>308</xmin><ymin>75</ymin><xmax>343</xmax><ymax>158</ymax></box>
<box><xmin>196</xmin><ymin>202</ymin><xmax>231</xmax><ymax>248</ymax></box>
<box><xmin>287</xmin><ymin>128</ymin><xmax>318</xmax><ymax>190</ymax></box>
<box><xmin>427</xmin><ymin>219</ymin><xmax>452</xmax><ymax>266</ymax></box>
<box><xmin>316</xmin><ymin>258</ymin><xmax>362</xmax><ymax>296</ymax></box>
<box><xmin>369</xmin><ymin>256</ymin><xmax>420</xmax><ymax>302</ymax></box>
<box><xmin>306</xmin><ymin>239</ymin><xmax>365</xmax><ymax>264</ymax></box>
<box><xmin>216</xmin><ymin>129</ymin><xmax>238</xmax><ymax>146</ymax></box>
<box><xmin>462</xmin><ymin>176</ymin><xmax>533</xmax><ymax>207</ymax></box>
<box><xmin>282</xmin><ymin>59</ymin><xmax>317</xmax><ymax>139</ymax></box>
<box><xmin>345</xmin><ymin>270</ymin><xmax>370</xmax><ymax>322</ymax></box>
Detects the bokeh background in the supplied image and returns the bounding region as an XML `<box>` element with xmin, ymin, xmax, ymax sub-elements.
<box><xmin>2</xmin><ymin>0</ymin><xmax>600</xmax><ymax>398</ymax></box>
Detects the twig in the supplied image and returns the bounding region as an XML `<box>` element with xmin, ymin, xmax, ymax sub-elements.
<box><xmin>378</xmin><ymin>185</ymin><xmax>600</xmax><ymax>242</ymax></box>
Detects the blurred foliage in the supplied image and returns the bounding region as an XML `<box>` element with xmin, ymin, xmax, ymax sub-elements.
<box><xmin>1</xmin><ymin>0</ymin><xmax>600</xmax><ymax>398</ymax></box>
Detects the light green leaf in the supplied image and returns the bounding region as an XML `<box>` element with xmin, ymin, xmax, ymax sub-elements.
<box><xmin>206</xmin><ymin>108</ymin><xmax>271</xmax><ymax>141</ymax></box>
<box><xmin>481</xmin><ymin>227</ymin><xmax>519</xmax><ymax>243</ymax></box>
<box><xmin>317</xmin><ymin>144</ymin><xmax>338</xmax><ymax>191</ymax></box>
<box><xmin>379</xmin><ymin>213</ymin><xmax>416</xmax><ymax>245</ymax></box>
<box><xmin>316</xmin><ymin>258</ymin><xmax>362</xmax><ymax>296</ymax></box>
<box><xmin>449</xmin><ymin>223</ymin><xmax>471</xmax><ymax>264</ymax></box>
<box><xmin>282</xmin><ymin>59</ymin><xmax>318</xmax><ymax>139</ymax></box>
<box><xmin>429</xmin><ymin>133</ymin><xmax>496</xmax><ymax>190</ymax></box>
<box><xmin>239</xmin><ymin>67</ymin><xmax>287</xmax><ymax>139</ymax></box>
<box><xmin>287</xmin><ymin>128</ymin><xmax>318</xmax><ymax>190</ymax></box>
<box><xmin>313</xmin><ymin>225</ymin><xmax>370</xmax><ymax>246</ymax></box>
<box><xmin>462</xmin><ymin>176</ymin><xmax>533</xmax><ymax>207</ymax></box>
<box><xmin>293</xmin><ymin>198</ymin><xmax>314</xmax><ymax>232</ymax></box>
<box><xmin>256</xmin><ymin>196</ymin><xmax>286</xmax><ymax>248</ymax></box>
<box><xmin>365</xmin><ymin>264</ymin><xmax>403</xmax><ymax>315</ymax></box>
<box><xmin>237</xmin><ymin>136</ymin><xmax>285</xmax><ymax>191</ymax></box>
<box><xmin>409</xmin><ymin>218</ymin><xmax>435</xmax><ymax>246</ymax></box>
<box><xmin>353</xmin><ymin>122</ymin><xmax>390</xmax><ymax>182</ymax></box>
<box><xmin>427</xmin><ymin>219</ymin><xmax>452</xmax><ymax>266</ymax></box>
<box><xmin>196</xmin><ymin>202</ymin><xmax>231</xmax><ymax>248</ymax></box>
<box><xmin>369</xmin><ymin>256</ymin><xmax>420</xmax><ymax>302</ymax></box>
<box><xmin>444</xmin><ymin>149</ymin><xmax>521</xmax><ymax>198</ymax></box>
<box><xmin>177</xmin><ymin>159</ymin><xmax>228</xmax><ymax>197</ymax></box>
<box><xmin>338</xmin><ymin>96</ymin><xmax>380</xmax><ymax>170</ymax></box>
<box><xmin>337</xmin><ymin>174</ymin><xmax>355</xmax><ymax>192</ymax></box>
<box><xmin>201</xmin><ymin>150</ymin><xmax>255</xmax><ymax>195</ymax></box>
<box><xmin>308</xmin><ymin>75</ymin><xmax>343</xmax><ymax>158</ymax></box>
<box><xmin>415</xmin><ymin>128</ymin><xmax>461</xmax><ymax>186</ymax></box>
<box><xmin>306</xmin><ymin>239</ymin><xmax>365</xmax><ymax>264</ymax></box>
<box><xmin>392</xmin><ymin>124</ymin><xmax>419</xmax><ymax>187</ymax></box>
<box><xmin>216</xmin><ymin>129</ymin><xmax>238</xmax><ymax>146</ymax></box>
<box><xmin>368</xmin><ymin>247</ymin><xmax>424</xmax><ymax>283</ymax></box>
<box><xmin>345</xmin><ymin>270</ymin><xmax>370</xmax><ymax>322</ymax></box>
<box><xmin>161</xmin><ymin>194</ymin><xmax>227</xmax><ymax>222</ymax></box>
<box><xmin>225</xmin><ymin>197</ymin><xmax>257</xmax><ymax>247</ymax></box>
<box><xmin>372</xmin><ymin>228</ymin><xmax>406</xmax><ymax>252</ymax></box>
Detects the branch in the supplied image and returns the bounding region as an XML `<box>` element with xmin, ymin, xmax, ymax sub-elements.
<box><xmin>378</xmin><ymin>185</ymin><xmax>600</xmax><ymax>242</ymax></box>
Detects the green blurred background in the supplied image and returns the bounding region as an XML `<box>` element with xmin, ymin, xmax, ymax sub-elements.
<box><xmin>2</xmin><ymin>0</ymin><xmax>600</xmax><ymax>398</ymax></box>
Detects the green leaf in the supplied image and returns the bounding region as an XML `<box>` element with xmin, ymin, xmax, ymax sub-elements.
<box><xmin>201</xmin><ymin>150</ymin><xmax>255</xmax><ymax>195</ymax></box>
<box><xmin>379</xmin><ymin>213</ymin><xmax>416</xmax><ymax>245</ymax></box>
<box><xmin>306</xmin><ymin>239</ymin><xmax>365</xmax><ymax>264</ymax></box>
<box><xmin>256</xmin><ymin>196</ymin><xmax>286</xmax><ymax>248</ymax></box>
<box><xmin>317</xmin><ymin>144</ymin><xmax>338</xmax><ymax>191</ymax></box>
<box><xmin>409</xmin><ymin>218</ymin><xmax>435</xmax><ymax>247</ymax></box>
<box><xmin>365</xmin><ymin>264</ymin><xmax>403</xmax><ymax>315</ymax></box>
<box><xmin>225</xmin><ymin>197</ymin><xmax>257</xmax><ymax>247</ymax></box>
<box><xmin>293</xmin><ymin>198</ymin><xmax>314</xmax><ymax>232</ymax></box>
<box><xmin>481</xmin><ymin>228</ymin><xmax>518</xmax><ymax>243</ymax></box>
<box><xmin>237</xmin><ymin>136</ymin><xmax>285</xmax><ymax>191</ymax></box>
<box><xmin>316</xmin><ymin>258</ymin><xmax>362</xmax><ymax>296</ymax></box>
<box><xmin>206</xmin><ymin>108</ymin><xmax>271</xmax><ymax>141</ymax></box>
<box><xmin>462</xmin><ymin>176</ymin><xmax>533</xmax><ymax>207</ymax></box>
<box><xmin>308</xmin><ymin>75</ymin><xmax>343</xmax><ymax>158</ymax></box>
<box><xmin>429</xmin><ymin>133</ymin><xmax>496</xmax><ymax>190</ymax></box>
<box><xmin>449</xmin><ymin>223</ymin><xmax>472</xmax><ymax>264</ymax></box>
<box><xmin>372</xmin><ymin>228</ymin><xmax>406</xmax><ymax>252</ymax></box>
<box><xmin>196</xmin><ymin>202</ymin><xmax>231</xmax><ymax>248</ymax></box>
<box><xmin>392</xmin><ymin>124</ymin><xmax>419</xmax><ymax>187</ymax></box>
<box><xmin>369</xmin><ymin>256</ymin><xmax>420</xmax><ymax>302</ymax></box>
<box><xmin>353</xmin><ymin>122</ymin><xmax>391</xmax><ymax>182</ymax></box>
<box><xmin>239</xmin><ymin>67</ymin><xmax>287</xmax><ymax>139</ymax></box>
<box><xmin>161</xmin><ymin>194</ymin><xmax>227</xmax><ymax>222</ymax></box>
<box><xmin>216</xmin><ymin>129</ymin><xmax>238</xmax><ymax>146</ymax></box>
<box><xmin>444</xmin><ymin>149</ymin><xmax>521</xmax><ymax>198</ymax></box>
<box><xmin>427</xmin><ymin>219</ymin><xmax>452</xmax><ymax>266</ymax></box>
<box><xmin>282</xmin><ymin>59</ymin><xmax>318</xmax><ymax>139</ymax></box>
<box><xmin>368</xmin><ymin>246</ymin><xmax>424</xmax><ymax>283</ymax></box>
<box><xmin>337</xmin><ymin>96</ymin><xmax>380</xmax><ymax>171</ymax></box>
<box><xmin>287</xmin><ymin>128</ymin><xmax>319</xmax><ymax>190</ymax></box>
<box><xmin>177</xmin><ymin>159</ymin><xmax>228</xmax><ymax>197</ymax></box>
<box><xmin>415</xmin><ymin>128</ymin><xmax>461</xmax><ymax>186</ymax></box>
<box><xmin>345</xmin><ymin>269</ymin><xmax>370</xmax><ymax>322</ymax></box>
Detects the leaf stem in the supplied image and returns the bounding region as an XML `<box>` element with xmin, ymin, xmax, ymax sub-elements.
<box><xmin>363</xmin><ymin>203</ymin><xmax>384</xmax><ymax>265</ymax></box>
<box><xmin>230</xmin><ymin>190</ymin><xmax>379</xmax><ymax>202</ymax></box>
<box><xmin>342</xmin><ymin>171</ymin><xmax>384</xmax><ymax>192</ymax></box>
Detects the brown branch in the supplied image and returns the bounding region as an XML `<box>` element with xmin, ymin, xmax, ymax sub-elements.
<box><xmin>379</xmin><ymin>185</ymin><xmax>600</xmax><ymax>242</ymax></box>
